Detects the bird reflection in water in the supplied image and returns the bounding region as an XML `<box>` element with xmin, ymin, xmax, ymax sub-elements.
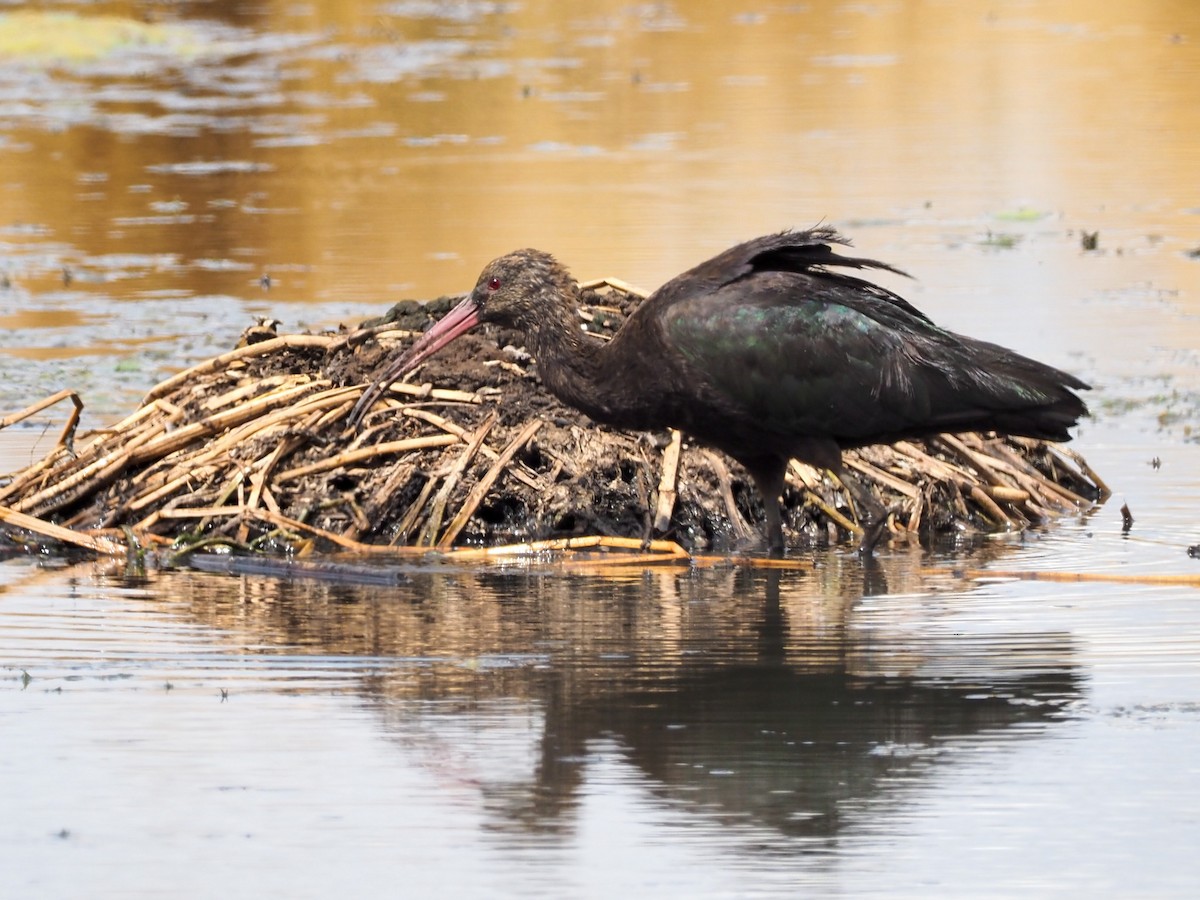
<box><xmin>166</xmin><ymin>558</ymin><xmax>1083</xmax><ymax>848</ymax></box>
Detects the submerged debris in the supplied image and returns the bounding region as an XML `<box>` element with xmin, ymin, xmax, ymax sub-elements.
<box><xmin>0</xmin><ymin>279</ymin><xmax>1108</xmax><ymax>558</ymax></box>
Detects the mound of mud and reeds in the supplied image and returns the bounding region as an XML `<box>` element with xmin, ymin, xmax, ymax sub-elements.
<box><xmin>0</xmin><ymin>278</ymin><xmax>1107</xmax><ymax>559</ymax></box>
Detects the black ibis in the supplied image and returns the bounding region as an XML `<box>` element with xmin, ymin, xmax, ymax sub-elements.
<box><xmin>350</xmin><ymin>228</ymin><xmax>1088</xmax><ymax>554</ymax></box>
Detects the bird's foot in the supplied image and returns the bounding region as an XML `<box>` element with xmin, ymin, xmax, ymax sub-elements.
<box><xmin>857</xmin><ymin>518</ymin><xmax>889</xmax><ymax>557</ymax></box>
<box><xmin>856</xmin><ymin>505</ymin><xmax>898</xmax><ymax>557</ymax></box>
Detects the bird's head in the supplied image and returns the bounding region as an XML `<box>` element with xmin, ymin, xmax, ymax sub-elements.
<box><xmin>348</xmin><ymin>247</ymin><xmax>573</xmax><ymax>429</ymax></box>
<box><xmin>464</xmin><ymin>248</ymin><xmax>573</xmax><ymax>330</ymax></box>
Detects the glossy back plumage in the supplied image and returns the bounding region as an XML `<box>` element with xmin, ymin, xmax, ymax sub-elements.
<box><xmin>607</xmin><ymin>228</ymin><xmax>1088</xmax><ymax>466</ymax></box>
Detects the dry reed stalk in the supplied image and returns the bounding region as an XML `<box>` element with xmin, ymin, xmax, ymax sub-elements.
<box><xmin>1052</xmin><ymin>444</ymin><xmax>1111</xmax><ymax>496</ymax></box>
<box><xmin>924</xmin><ymin>566</ymin><xmax>1200</xmax><ymax>588</ymax></box>
<box><xmin>122</xmin><ymin>397</ymin><xmax>179</xmax><ymax>428</ymax></box>
<box><xmin>101</xmin><ymin>383</ymin><xmax>326</xmax><ymax>517</ymax></box>
<box><xmin>124</xmin><ymin>464</ymin><xmax>222</xmax><ymax>514</ymax></box>
<box><xmin>965</xmin><ymin>483</ymin><xmax>1016</xmax><ymax>528</ymax></box>
<box><xmin>1035</xmin><ymin>449</ymin><xmax>1095</xmax><ymax>506</ymax></box>
<box><xmin>552</xmin><ymin>556</ymin><xmax>686</xmax><ymax>575</ymax></box>
<box><xmin>326</xmin><ymin>320</ymin><xmax>422</xmax><ymax>355</ymax></box>
<box><xmin>0</xmin><ymin>388</ymin><xmax>83</xmax><ymax>450</ymax></box>
<box><xmin>128</xmin><ymin>381</ymin><xmax>320</xmax><ymax>467</ymax></box>
<box><xmin>0</xmin><ymin>403</ymin><xmax>160</xmax><ymax>509</ymax></box>
<box><xmin>688</xmin><ymin>553</ymin><xmax>814</xmax><ymax>570</ymax></box>
<box><xmin>935</xmin><ymin>433</ymin><xmax>1009</xmax><ymax>487</ymax></box>
<box><xmin>786</xmin><ymin>460</ymin><xmax>825</xmax><ymax>490</ymax></box>
<box><xmin>5</xmin><ymin>402</ymin><xmax>173</xmax><ymax>509</ymax></box>
<box><xmin>16</xmin><ymin>444</ymin><xmax>138</xmax><ymax>517</ymax></box>
<box><xmin>894</xmin><ymin>439</ymin><xmax>1042</xmax><ymax>527</ymax></box>
<box><xmin>391</xmin><ymin>470</ymin><xmax>440</xmax><ymax>544</ymax></box>
<box><xmin>906</xmin><ymin>490</ymin><xmax>925</xmax><ymax>534</ymax></box>
<box><xmin>198</xmin><ymin>374</ymin><xmax>301</xmax><ymax>413</ymax></box>
<box><xmin>443</xmin><ymin>534</ymin><xmax>688</xmax><ymax>560</ymax></box>
<box><xmin>129</xmin><ymin>508</ymin><xmax>164</xmax><ymax>533</ymax></box>
<box><xmin>138</xmin><ymin>386</ymin><xmax>340</xmax><ymax>495</ymax></box>
<box><xmin>986</xmin><ymin>441</ymin><xmax>1092</xmax><ymax>509</ymax></box>
<box><xmin>701</xmin><ymin>450</ymin><xmax>758</xmax><ymax>544</ymax></box>
<box><xmin>274</xmin><ymin>433</ymin><xmax>460</xmax><ymax>482</ymax></box>
<box><xmin>982</xmin><ymin>467</ymin><xmax>1057</xmax><ymax>516</ymax></box>
<box><xmin>206</xmin><ymin>468</ymin><xmax>249</xmax><ymax>540</ymax></box>
<box><xmin>370</xmin><ymin>328</ymin><xmax>423</xmax><ymax>344</ymax></box>
<box><xmin>236</xmin><ymin>415</ymin><xmax>323</xmax><ymax>543</ymax></box>
<box><xmin>891</xmin><ymin>440</ymin><xmax>977</xmax><ymax>485</ymax></box>
<box><xmin>402</xmin><ymin>407</ymin><xmax>542</xmax><ymax>490</ymax></box>
<box><xmin>800</xmin><ymin>488</ymin><xmax>861</xmax><ymax>535</ymax></box>
<box><xmin>985</xmin><ymin>485</ymin><xmax>1030</xmax><ymax>504</ymax></box>
<box><xmin>183</xmin><ymin>387</ymin><xmax>331</xmax><ymax>462</ymax></box>
<box><xmin>356</xmin><ymin>381</ymin><xmax>483</xmax><ymax>415</ymax></box>
<box><xmin>315</xmin><ymin>398</ymin><xmax>355</xmax><ymax>430</ymax></box>
<box><xmin>0</xmin><ymin>446</ymin><xmax>69</xmax><ymax>506</ymax></box>
<box><xmin>342</xmin><ymin>461</ymin><xmax>414</xmax><ymax>542</ymax></box>
<box><xmin>121</xmin><ymin>457</ymin><xmax>214</xmax><ymax>514</ymax></box>
<box><xmin>402</xmin><ymin>406</ymin><xmax>470</xmax><ymax>436</ymax></box>
<box><xmin>577</xmin><ymin>277</ymin><xmax>650</xmax><ymax>298</ymax></box>
<box><xmin>0</xmin><ymin>504</ymin><xmax>123</xmax><ymax>555</ymax></box>
<box><xmin>144</xmin><ymin>334</ymin><xmax>336</xmax><ymax>402</ymax></box>
<box><xmin>418</xmin><ymin>413</ymin><xmax>498</xmax><ymax>546</ymax></box>
<box><xmin>553</xmin><ymin>551</ymin><xmax>694</xmax><ymax>569</ymax></box>
<box><xmin>843</xmin><ymin>453</ymin><xmax>921</xmax><ymax>499</ymax></box>
<box><xmin>244</xmin><ymin>508</ymin><xmax>381</xmax><ymax>553</ymax></box>
<box><xmin>654</xmin><ymin>430</ymin><xmax>683</xmax><ymax>532</ymax></box>
<box><xmin>158</xmin><ymin>505</ymin><xmax>245</xmax><ymax>519</ymax></box>
<box><xmin>437</xmin><ymin>418</ymin><xmax>543</xmax><ymax>549</ymax></box>
<box><xmin>99</xmin><ymin>389</ymin><xmax>329</xmax><ymax>536</ymax></box>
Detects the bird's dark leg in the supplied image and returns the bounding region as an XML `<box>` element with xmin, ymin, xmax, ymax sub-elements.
<box><xmin>842</xmin><ymin>476</ymin><xmax>890</xmax><ymax>556</ymax></box>
<box><xmin>744</xmin><ymin>460</ymin><xmax>787</xmax><ymax>558</ymax></box>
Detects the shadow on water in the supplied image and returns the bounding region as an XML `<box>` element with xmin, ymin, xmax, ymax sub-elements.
<box><xmin>151</xmin><ymin>551</ymin><xmax>1082</xmax><ymax>849</ymax></box>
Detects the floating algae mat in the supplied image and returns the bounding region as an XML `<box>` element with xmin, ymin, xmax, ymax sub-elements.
<box><xmin>0</xmin><ymin>11</ymin><xmax>211</xmax><ymax>65</ymax></box>
<box><xmin>0</xmin><ymin>278</ymin><xmax>1107</xmax><ymax>561</ymax></box>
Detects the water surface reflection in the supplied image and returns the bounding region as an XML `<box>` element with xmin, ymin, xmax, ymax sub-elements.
<box><xmin>153</xmin><ymin>558</ymin><xmax>1081</xmax><ymax>848</ymax></box>
<box><xmin>9</xmin><ymin>533</ymin><xmax>1200</xmax><ymax>896</ymax></box>
<box><xmin>3</xmin><ymin>1</ymin><xmax>1199</xmax><ymax>421</ymax></box>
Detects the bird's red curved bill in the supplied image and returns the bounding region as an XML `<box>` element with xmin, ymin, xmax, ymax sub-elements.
<box><xmin>350</xmin><ymin>294</ymin><xmax>482</xmax><ymax>427</ymax></box>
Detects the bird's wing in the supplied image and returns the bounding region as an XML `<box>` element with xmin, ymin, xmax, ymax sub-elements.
<box><xmin>656</xmin><ymin>273</ymin><xmax>921</xmax><ymax>441</ymax></box>
<box><xmin>650</xmin><ymin>227</ymin><xmax>930</xmax><ymax>323</ymax></box>
<box><xmin>655</xmin><ymin>270</ymin><xmax>1081</xmax><ymax>445</ymax></box>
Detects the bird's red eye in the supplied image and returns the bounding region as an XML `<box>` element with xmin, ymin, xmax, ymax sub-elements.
<box><xmin>487</xmin><ymin>277</ymin><xmax>501</xmax><ymax>291</ymax></box>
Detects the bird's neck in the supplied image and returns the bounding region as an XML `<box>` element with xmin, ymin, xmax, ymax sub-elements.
<box><xmin>518</xmin><ymin>287</ymin><xmax>631</xmax><ymax>426</ymax></box>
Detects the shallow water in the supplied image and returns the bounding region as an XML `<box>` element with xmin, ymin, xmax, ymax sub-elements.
<box><xmin>5</xmin><ymin>463</ymin><xmax>1200</xmax><ymax>897</ymax></box>
<box><xmin>3</xmin><ymin>1</ymin><xmax>1200</xmax><ymax>421</ymax></box>
<box><xmin>3</xmin><ymin>1</ymin><xmax>1200</xmax><ymax>897</ymax></box>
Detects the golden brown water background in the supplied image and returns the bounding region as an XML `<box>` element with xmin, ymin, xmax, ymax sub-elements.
<box><xmin>4</xmin><ymin>2</ymin><xmax>1200</xmax><ymax>897</ymax></box>
<box><xmin>1</xmin><ymin>0</ymin><xmax>1199</xmax><ymax>419</ymax></box>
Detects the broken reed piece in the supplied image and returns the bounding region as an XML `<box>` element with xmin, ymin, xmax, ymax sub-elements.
<box><xmin>143</xmin><ymin>333</ymin><xmax>338</xmax><ymax>402</ymax></box>
<box><xmin>437</xmin><ymin>418</ymin><xmax>543</xmax><ymax>550</ymax></box>
<box><xmin>0</xmin><ymin>503</ymin><xmax>123</xmax><ymax>555</ymax></box>
<box><xmin>653</xmin><ymin>430</ymin><xmax>683</xmax><ymax>532</ymax></box>
<box><xmin>420</xmin><ymin>412</ymin><xmax>498</xmax><ymax>547</ymax></box>
<box><xmin>0</xmin><ymin>388</ymin><xmax>84</xmax><ymax>452</ymax></box>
